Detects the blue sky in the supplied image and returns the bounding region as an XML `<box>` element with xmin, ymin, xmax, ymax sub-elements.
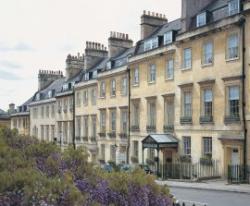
<box><xmin>0</xmin><ymin>0</ymin><xmax>181</xmax><ymax>110</ymax></box>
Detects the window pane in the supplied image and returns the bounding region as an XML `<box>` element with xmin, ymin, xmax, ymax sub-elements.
<box><xmin>166</xmin><ymin>59</ymin><xmax>174</xmax><ymax>79</ymax></box>
<box><xmin>184</xmin><ymin>92</ymin><xmax>192</xmax><ymax>117</ymax></box>
<box><xmin>229</xmin><ymin>86</ymin><xmax>239</xmax><ymax>100</ymax></box>
<box><xmin>203</xmin><ymin>137</ymin><xmax>212</xmax><ymax>155</ymax></box>
<box><xmin>183</xmin><ymin>136</ymin><xmax>191</xmax><ymax>155</ymax></box>
<box><xmin>203</xmin><ymin>42</ymin><xmax>213</xmax><ymax>64</ymax></box>
<box><xmin>229</xmin><ymin>0</ymin><xmax>240</xmax><ymax>15</ymax></box>
<box><xmin>183</xmin><ymin>48</ymin><xmax>192</xmax><ymax>68</ymax></box>
<box><xmin>164</xmin><ymin>31</ymin><xmax>173</xmax><ymax>45</ymax></box>
<box><xmin>204</xmin><ymin>89</ymin><xmax>213</xmax><ymax>102</ymax></box>
<box><xmin>228</xmin><ymin>34</ymin><xmax>239</xmax><ymax>59</ymax></box>
<box><xmin>134</xmin><ymin>68</ymin><xmax>139</xmax><ymax>85</ymax></box>
<box><xmin>197</xmin><ymin>12</ymin><xmax>206</xmax><ymax>27</ymax></box>
<box><xmin>149</xmin><ymin>64</ymin><xmax>156</xmax><ymax>82</ymax></box>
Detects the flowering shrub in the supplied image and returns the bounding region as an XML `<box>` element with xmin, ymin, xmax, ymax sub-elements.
<box><xmin>0</xmin><ymin>128</ymin><xmax>172</xmax><ymax>206</ymax></box>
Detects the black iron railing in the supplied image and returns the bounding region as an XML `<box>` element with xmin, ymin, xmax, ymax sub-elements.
<box><xmin>228</xmin><ymin>165</ymin><xmax>250</xmax><ymax>184</ymax></box>
<box><xmin>163</xmin><ymin>125</ymin><xmax>174</xmax><ymax>133</ymax></box>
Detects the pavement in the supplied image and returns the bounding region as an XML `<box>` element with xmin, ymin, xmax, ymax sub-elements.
<box><xmin>156</xmin><ymin>179</ymin><xmax>250</xmax><ymax>194</ymax></box>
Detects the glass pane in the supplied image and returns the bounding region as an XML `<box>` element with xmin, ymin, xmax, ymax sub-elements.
<box><xmin>229</xmin><ymin>86</ymin><xmax>239</xmax><ymax>100</ymax></box>
<box><xmin>204</xmin><ymin>89</ymin><xmax>213</xmax><ymax>102</ymax></box>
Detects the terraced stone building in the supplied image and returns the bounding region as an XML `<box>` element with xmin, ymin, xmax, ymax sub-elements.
<box><xmin>11</xmin><ymin>0</ymin><xmax>250</xmax><ymax>178</ymax></box>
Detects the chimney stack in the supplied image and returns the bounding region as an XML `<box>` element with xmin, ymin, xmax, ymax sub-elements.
<box><xmin>66</xmin><ymin>53</ymin><xmax>84</xmax><ymax>80</ymax></box>
<box><xmin>108</xmin><ymin>31</ymin><xmax>133</xmax><ymax>58</ymax></box>
<box><xmin>84</xmin><ymin>41</ymin><xmax>108</xmax><ymax>70</ymax></box>
<box><xmin>141</xmin><ymin>10</ymin><xmax>168</xmax><ymax>39</ymax></box>
<box><xmin>181</xmin><ymin>0</ymin><xmax>216</xmax><ymax>32</ymax></box>
<box><xmin>38</xmin><ymin>70</ymin><xmax>63</xmax><ymax>91</ymax></box>
<box><xmin>8</xmin><ymin>103</ymin><xmax>15</xmax><ymax>114</ymax></box>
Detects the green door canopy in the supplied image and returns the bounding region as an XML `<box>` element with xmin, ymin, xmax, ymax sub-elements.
<box><xmin>142</xmin><ymin>134</ymin><xmax>178</xmax><ymax>150</ymax></box>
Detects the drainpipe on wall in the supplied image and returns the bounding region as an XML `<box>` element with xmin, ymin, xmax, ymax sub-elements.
<box><xmin>72</xmin><ymin>86</ymin><xmax>76</xmax><ymax>150</ymax></box>
<box><xmin>127</xmin><ymin>66</ymin><xmax>131</xmax><ymax>164</ymax></box>
<box><xmin>239</xmin><ymin>16</ymin><xmax>247</xmax><ymax>179</ymax></box>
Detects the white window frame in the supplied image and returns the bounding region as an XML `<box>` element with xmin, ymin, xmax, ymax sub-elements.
<box><xmin>110</xmin><ymin>79</ymin><xmax>116</xmax><ymax>97</ymax></box>
<box><xmin>227</xmin><ymin>33</ymin><xmax>239</xmax><ymax>60</ymax></box>
<box><xmin>228</xmin><ymin>0</ymin><xmax>240</xmax><ymax>16</ymax></box>
<box><xmin>110</xmin><ymin>110</ymin><xmax>116</xmax><ymax>132</ymax></box>
<box><xmin>203</xmin><ymin>137</ymin><xmax>212</xmax><ymax>156</ymax></box>
<box><xmin>100</xmin><ymin>110</ymin><xmax>106</xmax><ymax>132</ymax></box>
<box><xmin>164</xmin><ymin>31</ymin><xmax>173</xmax><ymax>45</ymax></box>
<box><xmin>100</xmin><ymin>81</ymin><xmax>106</xmax><ymax>98</ymax></box>
<box><xmin>196</xmin><ymin>12</ymin><xmax>207</xmax><ymax>27</ymax></box>
<box><xmin>121</xmin><ymin>77</ymin><xmax>128</xmax><ymax>96</ymax></box>
<box><xmin>133</xmin><ymin>67</ymin><xmax>139</xmax><ymax>86</ymax></box>
<box><xmin>202</xmin><ymin>41</ymin><xmax>213</xmax><ymax>65</ymax></box>
<box><xmin>182</xmin><ymin>91</ymin><xmax>192</xmax><ymax>118</ymax></box>
<box><xmin>202</xmin><ymin>88</ymin><xmax>213</xmax><ymax>117</ymax></box>
<box><xmin>147</xmin><ymin>100</ymin><xmax>156</xmax><ymax>127</ymax></box>
<box><xmin>183</xmin><ymin>136</ymin><xmax>191</xmax><ymax>156</ymax></box>
<box><xmin>144</xmin><ymin>37</ymin><xmax>159</xmax><ymax>51</ymax></box>
<box><xmin>183</xmin><ymin>48</ymin><xmax>192</xmax><ymax>69</ymax></box>
<box><xmin>91</xmin><ymin>88</ymin><xmax>97</xmax><ymax>105</ymax></box>
<box><xmin>83</xmin><ymin>90</ymin><xmax>88</xmax><ymax>106</ymax></box>
<box><xmin>166</xmin><ymin>59</ymin><xmax>174</xmax><ymax>80</ymax></box>
<box><xmin>148</xmin><ymin>64</ymin><xmax>156</xmax><ymax>83</ymax></box>
<box><xmin>121</xmin><ymin>110</ymin><xmax>128</xmax><ymax>133</ymax></box>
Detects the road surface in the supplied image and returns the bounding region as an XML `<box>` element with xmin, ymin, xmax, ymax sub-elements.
<box><xmin>171</xmin><ymin>187</ymin><xmax>250</xmax><ymax>206</ymax></box>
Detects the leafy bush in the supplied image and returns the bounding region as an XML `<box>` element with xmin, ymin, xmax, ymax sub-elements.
<box><xmin>0</xmin><ymin>128</ymin><xmax>172</xmax><ymax>206</ymax></box>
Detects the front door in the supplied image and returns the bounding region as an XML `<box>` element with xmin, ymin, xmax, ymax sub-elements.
<box><xmin>231</xmin><ymin>148</ymin><xmax>240</xmax><ymax>165</ymax></box>
<box><xmin>231</xmin><ymin>148</ymin><xmax>240</xmax><ymax>181</ymax></box>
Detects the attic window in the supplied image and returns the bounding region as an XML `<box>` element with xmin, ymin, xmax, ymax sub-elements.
<box><xmin>48</xmin><ymin>91</ymin><xmax>52</xmax><ymax>98</ymax></box>
<box><xmin>62</xmin><ymin>84</ymin><xmax>68</xmax><ymax>91</ymax></box>
<box><xmin>35</xmin><ymin>93</ymin><xmax>40</xmax><ymax>101</ymax></box>
<box><xmin>93</xmin><ymin>70</ymin><xmax>97</xmax><ymax>78</ymax></box>
<box><xmin>164</xmin><ymin>31</ymin><xmax>173</xmax><ymax>45</ymax></box>
<box><xmin>107</xmin><ymin>61</ymin><xmax>112</xmax><ymax>70</ymax></box>
<box><xmin>48</xmin><ymin>90</ymin><xmax>55</xmax><ymax>98</ymax></box>
<box><xmin>229</xmin><ymin>0</ymin><xmax>240</xmax><ymax>16</ymax></box>
<box><xmin>196</xmin><ymin>12</ymin><xmax>207</xmax><ymax>27</ymax></box>
<box><xmin>144</xmin><ymin>37</ymin><xmax>159</xmax><ymax>51</ymax></box>
<box><xmin>85</xmin><ymin>73</ymin><xmax>89</xmax><ymax>81</ymax></box>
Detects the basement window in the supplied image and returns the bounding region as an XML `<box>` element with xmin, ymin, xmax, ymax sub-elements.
<box><xmin>196</xmin><ymin>12</ymin><xmax>207</xmax><ymax>27</ymax></box>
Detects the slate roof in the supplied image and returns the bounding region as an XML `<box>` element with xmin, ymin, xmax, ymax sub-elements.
<box><xmin>111</xmin><ymin>47</ymin><xmax>135</xmax><ymax>68</ymax></box>
<box><xmin>135</xmin><ymin>19</ymin><xmax>182</xmax><ymax>55</ymax></box>
<box><xmin>32</xmin><ymin>78</ymin><xmax>65</xmax><ymax>102</ymax></box>
<box><xmin>0</xmin><ymin>109</ymin><xmax>10</xmax><ymax>119</ymax></box>
<box><xmin>189</xmin><ymin>0</ymin><xmax>230</xmax><ymax>29</ymax></box>
<box><xmin>0</xmin><ymin>109</ymin><xmax>6</xmax><ymax>115</ymax></box>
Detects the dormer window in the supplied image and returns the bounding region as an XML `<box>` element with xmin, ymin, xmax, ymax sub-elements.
<box><xmin>85</xmin><ymin>73</ymin><xmax>89</xmax><ymax>81</ymax></box>
<box><xmin>48</xmin><ymin>91</ymin><xmax>52</xmax><ymax>98</ymax></box>
<box><xmin>35</xmin><ymin>93</ymin><xmax>40</xmax><ymax>101</ymax></box>
<box><xmin>93</xmin><ymin>70</ymin><xmax>97</xmax><ymax>78</ymax></box>
<box><xmin>144</xmin><ymin>37</ymin><xmax>159</xmax><ymax>51</ymax></box>
<box><xmin>62</xmin><ymin>84</ymin><xmax>68</xmax><ymax>91</ymax></box>
<box><xmin>107</xmin><ymin>61</ymin><xmax>112</xmax><ymax>70</ymax></box>
<box><xmin>229</xmin><ymin>0</ymin><xmax>240</xmax><ymax>16</ymax></box>
<box><xmin>164</xmin><ymin>31</ymin><xmax>173</xmax><ymax>45</ymax></box>
<box><xmin>48</xmin><ymin>89</ymin><xmax>55</xmax><ymax>98</ymax></box>
<box><xmin>196</xmin><ymin>12</ymin><xmax>207</xmax><ymax>27</ymax></box>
